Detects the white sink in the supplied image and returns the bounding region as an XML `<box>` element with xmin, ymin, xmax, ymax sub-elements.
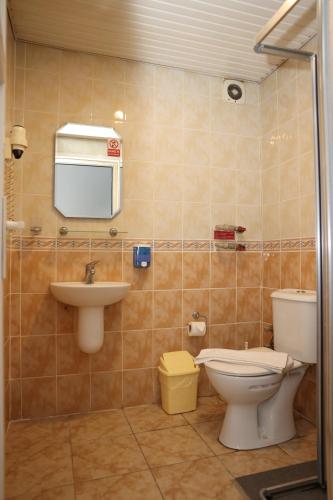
<box><xmin>50</xmin><ymin>281</ymin><xmax>131</xmax><ymax>307</ymax></box>
<box><xmin>50</xmin><ymin>281</ymin><xmax>131</xmax><ymax>354</ymax></box>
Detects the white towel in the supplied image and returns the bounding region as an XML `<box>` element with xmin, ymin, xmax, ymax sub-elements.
<box><xmin>195</xmin><ymin>348</ymin><xmax>292</xmax><ymax>374</ymax></box>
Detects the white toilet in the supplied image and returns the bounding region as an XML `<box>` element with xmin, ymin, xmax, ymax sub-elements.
<box><xmin>205</xmin><ymin>289</ymin><xmax>317</xmax><ymax>450</ymax></box>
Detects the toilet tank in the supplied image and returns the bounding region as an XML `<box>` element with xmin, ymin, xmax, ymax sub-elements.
<box><xmin>271</xmin><ymin>289</ymin><xmax>317</xmax><ymax>363</ymax></box>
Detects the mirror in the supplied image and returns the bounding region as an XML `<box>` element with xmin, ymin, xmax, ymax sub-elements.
<box><xmin>54</xmin><ymin>123</ymin><xmax>122</xmax><ymax>219</ymax></box>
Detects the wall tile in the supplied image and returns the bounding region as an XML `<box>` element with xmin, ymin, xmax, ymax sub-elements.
<box><xmin>301</xmin><ymin>251</ymin><xmax>316</xmax><ymax>290</ymax></box>
<box><xmin>22</xmin><ymin>377</ymin><xmax>56</xmax><ymax>418</ymax></box>
<box><xmin>57</xmin><ymin>303</ymin><xmax>76</xmax><ymax>334</ymax></box>
<box><xmin>57</xmin><ymin>334</ymin><xmax>90</xmax><ymax>375</ymax></box>
<box><xmin>57</xmin><ymin>251</ymin><xmax>90</xmax><ymax>282</ymax></box>
<box><xmin>90</xmin><ymin>372</ymin><xmax>122</xmax><ymax>411</ymax></box>
<box><xmin>152</xmin><ymin>328</ymin><xmax>182</xmax><ymax>366</ymax></box>
<box><xmin>123</xmin><ymin>330</ymin><xmax>152</xmax><ymax>369</ymax></box>
<box><xmin>153</xmin><ymin>290</ymin><xmax>182</xmax><ymax>328</ymax></box>
<box><xmin>236</xmin><ymin>253</ymin><xmax>262</xmax><ymax>287</ymax></box>
<box><xmin>153</xmin><ymin>252</ymin><xmax>182</xmax><ymax>290</ymax></box>
<box><xmin>183</xmin><ymin>289</ymin><xmax>209</xmax><ymax>326</ymax></box>
<box><xmin>183</xmin><ymin>252</ymin><xmax>209</xmax><ymax>289</ymax></box>
<box><xmin>90</xmin><ymin>331</ymin><xmax>122</xmax><ymax>372</ymax></box>
<box><xmin>262</xmin><ymin>288</ymin><xmax>274</xmax><ymax>324</ymax></box>
<box><xmin>263</xmin><ymin>252</ymin><xmax>281</xmax><ymax>289</ymax></box>
<box><xmin>57</xmin><ymin>374</ymin><xmax>90</xmax><ymax>414</ymax></box>
<box><xmin>123</xmin><ymin>369</ymin><xmax>153</xmax><ymax>406</ymax></box>
<box><xmin>209</xmin><ymin>324</ymin><xmax>237</xmax><ymax>349</ymax></box>
<box><xmin>210</xmin><ymin>289</ymin><xmax>236</xmax><ymax>325</ymax></box>
<box><xmin>281</xmin><ymin>252</ymin><xmax>301</xmax><ymax>289</ymax></box>
<box><xmin>210</xmin><ymin>252</ymin><xmax>236</xmax><ymax>288</ymax></box>
<box><xmin>237</xmin><ymin>288</ymin><xmax>261</xmax><ymax>322</ymax></box>
<box><xmin>21</xmin><ymin>251</ymin><xmax>56</xmax><ymax>293</ymax></box>
<box><xmin>104</xmin><ymin>302</ymin><xmax>122</xmax><ymax>332</ymax></box>
<box><xmin>122</xmin><ymin>291</ymin><xmax>153</xmax><ymax>330</ymax></box>
<box><xmin>236</xmin><ymin>322</ymin><xmax>261</xmax><ymax>349</ymax></box>
<box><xmin>21</xmin><ymin>335</ymin><xmax>56</xmax><ymax>377</ymax></box>
<box><xmin>21</xmin><ymin>293</ymin><xmax>56</xmax><ymax>335</ymax></box>
<box><xmin>90</xmin><ymin>251</ymin><xmax>122</xmax><ymax>282</ymax></box>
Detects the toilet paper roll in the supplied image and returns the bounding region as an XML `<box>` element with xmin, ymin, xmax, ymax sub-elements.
<box><xmin>187</xmin><ymin>321</ymin><xmax>206</xmax><ymax>337</ymax></box>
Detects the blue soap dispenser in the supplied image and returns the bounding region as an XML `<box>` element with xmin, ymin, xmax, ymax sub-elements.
<box><xmin>133</xmin><ymin>245</ymin><xmax>151</xmax><ymax>268</ymax></box>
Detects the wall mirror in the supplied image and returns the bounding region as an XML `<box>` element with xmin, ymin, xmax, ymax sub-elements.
<box><xmin>54</xmin><ymin>123</ymin><xmax>122</xmax><ymax>219</ymax></box>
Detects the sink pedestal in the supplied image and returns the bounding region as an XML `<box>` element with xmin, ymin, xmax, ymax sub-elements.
<box><xmin>50</xmin><ymin>281</ymin><xmax>130</xmax><ymax>354</ymax></box>
<box><xmin>78</xmin><ymin>306</ymin><xmax>104</xmax><ymax>354</ymax></box>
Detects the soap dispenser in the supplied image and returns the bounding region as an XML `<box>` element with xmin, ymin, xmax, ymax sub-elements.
<box><xmin>133</xmin><ymin>245</ymin><xmax>151</xmax><ymax>268</ymax></box>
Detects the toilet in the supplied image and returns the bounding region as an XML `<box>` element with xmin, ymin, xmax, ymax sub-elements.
<box><xmin>205</xmin><ymin>289</ymin><xmax>317</xmax><ymax>450</ymax></box>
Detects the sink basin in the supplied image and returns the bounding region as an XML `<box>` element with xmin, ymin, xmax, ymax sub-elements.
<box><xmin>50</xmin><ymin>281</ymin><xmax>131</xmax><ymax>307</ymax></box>
<box><xmin>50</xmin><ymin>281</ymin><xmax>131</xmax><ymax>354</ymax></box>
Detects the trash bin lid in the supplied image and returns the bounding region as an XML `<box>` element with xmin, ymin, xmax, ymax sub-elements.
<box><xmin>160</xmin><ymin>351</ymin><xmax>196</xmax><ymax>374</ymax></box>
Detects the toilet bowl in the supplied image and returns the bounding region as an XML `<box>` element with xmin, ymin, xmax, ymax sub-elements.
<box><xmin>203</xmin><ymin>288</ymin><xmax>317</xmax><ymax>450</ymax></box>
<box><xmin>205</xmin><ymin>349</ymin><xmax>307</xmax><ymax>450</ymax></box>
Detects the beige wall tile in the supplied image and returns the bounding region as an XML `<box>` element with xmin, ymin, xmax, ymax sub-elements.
<box><xmin>22</xmin><ymin>377</ymin><xmax>56</xmax><ymax>418</ymax></box>
<box><xmin>183</xmin><ymin>252</ymin><xmax>210</xmax><ymax>289</ymax></box>
<box><xmin>154</xmin><ymin>252</ymin><xmax>182</xmax><ymax>290</ymax></box>
<box><xmin>153</xmin><ymin>290</ymin><xmax>182</xmax><ymax>328</ymax></box>
<box><xmin>123</xmin><ymin>330</ymin><xmax>152</xmax><ymax>369</ymax></box>
<box><xmin>57</xmin><ymin>374</ymin><xmax>90</xmax><ymax>414</ymax></box>
<box><xmin>91</xmin><ymin>372</ymin><xmax>122</xmax><ymax>410</ymax></box>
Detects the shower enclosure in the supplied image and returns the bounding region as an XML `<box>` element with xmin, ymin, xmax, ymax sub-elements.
<box><xmin>255</xmin><ymin>0</ymin><xmax>332</xmax><ymax>497</ymax></box>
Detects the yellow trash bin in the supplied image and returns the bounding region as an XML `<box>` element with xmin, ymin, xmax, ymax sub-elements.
<box><xmin>158</xmin><ymin>351</ymin><xmax>200</xmax><ymax>414</ymax></box>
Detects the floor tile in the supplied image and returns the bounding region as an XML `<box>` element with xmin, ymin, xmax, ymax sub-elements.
<box><xmin>9</xmin><ymin>485</ymin><xmax>75</xmax><ymax>500</ymax></box>
<box><xmin>75</xmin><ymin>470</ymin><xmax>163</xmax><ymax>500</ymax></box>
<box><xmin>6</xmin><ymin>418</ymin><xmax>70</xmax><ymax>454</ymax></box>
<box><xmin>220</xmin><ymin>446</ymin><xmax>296</xmax><ymax>477</ymax></box>
<box><xmin>72</xmin><ymin>434</ymin><xmax>148</xmax><ymax>482</ymax></box>
<box><xmin>124</xmin><ymin>403</ymin><xmax>187</xmax><ymax>433</ymax></box>
<box><xmin>6</xmin><ymin>442</ymin><xmax>73</xmax><ymax>498</ymax></box>
<box><xmin>295</xmin><ymin>416</ymin><xmax>316</xmax><ymax>438</ymax></box>
<box><xmin>182</xmin><ymin>396</ymin><xmax>226</xmax><ymax>425</ymax></box>
<box><xmin>193</xmin><ymin>419</ymin><xmax>235</xmax><ymax>455</ymax></box>
<box><xmin>152</xmin><ymin>456</ymin><xmax>246</xmax><ymax>499</ymax></box>
<box><xmin>136</xmin><ymin>425</ymin><xmax>213</xmax><ymax>467</ymax></box>
<box><xmin>69</xmin><ymin>409</ymin><xmax>132</xmax><ymax>445</ymax></box>
<box><xmin>279</xmin><ymin>434</ymin><xmax>317</xmax><ymax>462</ymax></box>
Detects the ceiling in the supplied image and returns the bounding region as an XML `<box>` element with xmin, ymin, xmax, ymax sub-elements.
<box><xmin>8</xmin><ymin>0</ymin><xmax>317</xmax><ymax>82</ymax></box>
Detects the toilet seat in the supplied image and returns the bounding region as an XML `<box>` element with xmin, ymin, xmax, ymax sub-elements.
<box><xmin>205</xmin><ymin>360</ymin><xmax>273</xmax><ymax>377</ymax></box>
<box><xmin>205</xmin><ymin>347</ymin><xmax>303</xmax><ymax>377</ymax></box>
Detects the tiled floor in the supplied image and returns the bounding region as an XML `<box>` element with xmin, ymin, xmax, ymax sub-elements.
<box><xmin>5</xmin><ymin>396</ymin><xmax>317</xmax><ymax>500</ymax></box>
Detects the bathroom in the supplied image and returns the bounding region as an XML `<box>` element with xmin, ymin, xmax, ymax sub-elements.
<box><xmin>1</xmin><ymin>0</ymin><xmax>331</xmax><ymax>498</ymax></box>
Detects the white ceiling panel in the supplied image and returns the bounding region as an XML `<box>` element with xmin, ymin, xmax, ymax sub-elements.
<box><xmin>8</xmin><ymin>0</ymin><xmax>317</xmax><ymax>82</ymax></box>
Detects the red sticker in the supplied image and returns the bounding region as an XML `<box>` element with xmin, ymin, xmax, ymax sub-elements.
<box><xmin>107</xmin><ymin>138</ymin><xmax>121</xmax><ymax>157</ymax></box>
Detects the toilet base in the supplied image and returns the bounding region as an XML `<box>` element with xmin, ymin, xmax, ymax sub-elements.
<box><xmin>218</xmin><ymin>366</ymin><xmax>308</xmax><ymax>450</ymax></box>
<box><xmin>218</xmin><ymin>402</ymin><xmax>296</xmax><ymax>450</ymax></box>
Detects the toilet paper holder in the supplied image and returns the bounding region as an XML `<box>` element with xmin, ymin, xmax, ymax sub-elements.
<box><xmin>192</xmin><ymin>311</ymin><xmax>207</xmax><ymax>324</ymax></box>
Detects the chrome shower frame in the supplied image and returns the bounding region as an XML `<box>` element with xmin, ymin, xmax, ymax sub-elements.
<box><xmin>254</xmin><ymin>0</ymin><xmax>331</xmax><ymax>497</ymax></box>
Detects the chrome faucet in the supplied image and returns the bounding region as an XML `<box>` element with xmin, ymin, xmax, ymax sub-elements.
<box><xmin>85</xmin><ymin>260</ymin><xmax>99</xmax><ymax>284</ymax></box>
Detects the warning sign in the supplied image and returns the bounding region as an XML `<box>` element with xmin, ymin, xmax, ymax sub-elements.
<box><xmin>107</xmin><ymin>138</ymin><xmax>121</xmax><ymax>157</ymax></box>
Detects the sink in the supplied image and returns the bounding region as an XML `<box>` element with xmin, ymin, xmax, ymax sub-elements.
<box><xmin>50</xmin><ymin>281</ymin><xmax>131</xmax><ymax>307</ymax></box>
<box><xmin>50</xmin><ymin>281</ymin><xmax>131</xmax><ymax>354</ymax></box>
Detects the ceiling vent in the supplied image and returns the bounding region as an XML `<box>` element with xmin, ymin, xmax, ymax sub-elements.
<box><xmin>223</xmin><ymin>80</ymin><xmax>245</xmax><ymax>104</ymax></box>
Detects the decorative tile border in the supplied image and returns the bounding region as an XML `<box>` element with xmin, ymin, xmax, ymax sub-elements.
<box><xmin>263</xmin><ymin>240</ymin><xmax>281</xmax><ymax>251</ymax></box>
<box><xmin>21</xmin><ymin>238</ymin><xmax>57</xmax><ymax>250</ymax></box>
<box><xmin>91</xmin><ymin>239</ymin><xmax>123</xmax><ymax>250</ymax></box>
<box><xmin>123</xmin><ymin>239</ymin><xmax>154</xmax><ymax>250</ymax></box>
<box><xmin>183</xmin><ymin>240</ymin><xmax>211</xmax><ymax>251</ymax></box>
<box><xmin>154</xmin><ymin>240</ymin><xmax>182</xmax><ymax>251</ymax></box>
<box><xmin>281</xmin><ymin>238</ymin><xmax>302</xmax><ymax>251</ymax></box>
<box><xmin>301</xmin><ymin>238</ymin><xmax>316</xmax><ymax>250</ymax></box>
<box><xmin>56</xmin><ymin>239</ymin><xmax>90</xmax><ymax>250</ymax></box>
<box><xmin>9</xmin><ymin>236</ymin><xmax>317</xmax><ymax>253</ymax></box>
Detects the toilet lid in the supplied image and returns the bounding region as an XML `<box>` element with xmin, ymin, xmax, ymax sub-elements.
<box><xmin>205</xmin><ymin>360</ymin><xmax>274</xmax><ymax>377</ymax></box>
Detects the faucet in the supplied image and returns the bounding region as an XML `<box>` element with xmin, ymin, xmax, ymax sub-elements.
<box><xmin>85</xmin><ymin>260</ymin><xmax>99</xmax><ymax>284</ymax></box>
